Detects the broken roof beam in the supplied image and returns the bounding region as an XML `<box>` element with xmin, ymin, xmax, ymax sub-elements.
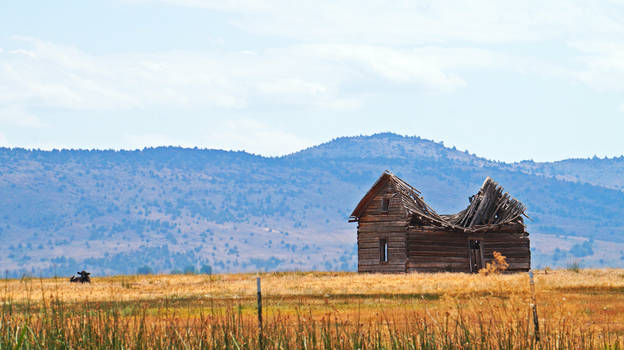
<box><xmin>453</xmin><ymin>177</ymin><xmax>526</xmax><ymax>228</ymax></box>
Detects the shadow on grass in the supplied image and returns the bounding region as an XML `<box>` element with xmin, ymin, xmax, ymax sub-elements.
<box><xmin>555</xmin><ymin>286</ymin><xmax>624</xmax><ymax>294</ymax></box>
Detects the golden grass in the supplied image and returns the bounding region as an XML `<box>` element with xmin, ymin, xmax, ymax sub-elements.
<box><xmin>2</xmin><ymin>269</ymin><xmax>624</xmax><ymax>348</ymax></box>
<box><xmin>6</xmin><ymin>269</ymin><xmax>624</xmax><ymax>301</ymax></box>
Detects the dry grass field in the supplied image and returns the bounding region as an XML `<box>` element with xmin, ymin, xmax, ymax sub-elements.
<box><xmin>2</xmin><ymin>269</ymin><xmax>624</xmax><ymax>349</ymax></box>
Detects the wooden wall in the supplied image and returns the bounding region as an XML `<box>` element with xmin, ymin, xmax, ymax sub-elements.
<box><xmin>406</xmin><ymin>229</ymin><xmax>472</xmax><ymax>273</ymax></box>
<box><xmin>406</xmin><ymin>225</ymin><xmax>530</xmax><ymax>273</ymax></box>
<box><xmin>357</xmin><ymin>181</ymin><xmax>409</xmax><ymax>273</ymax></box>
<box><xmin>479</xmin><ymin>231</ymin><xmax>531</xmax><ymax>272</ymax></box>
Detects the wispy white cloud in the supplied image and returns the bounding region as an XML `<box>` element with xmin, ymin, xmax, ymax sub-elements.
<box><xmin>153</xmin><ymin>0</ymin><xmax>624</xmax><ymax>45</ymax></box>
<box><xmin>0</xmin><ymin>106</ymin><xmax>46</xmax><ymax>128</ymax></box>
<box><xmin>5</xmin><ymin>2</ymin><xmax>624</xmax><ymax>117</ymax></box>
<box><xmin>569</xmin><ymin>41</ymin><xmax>624</xmax><ymax>91</ymax></box>
<box><xmin>0</xmin><ymin>37</ymin><xmax>512</xmax><ymax>116</ymax></box>
<box><xmin>300</xmin><ymin>45</ymin><xmax>513</xmax><ymax>91</ymax></box>
<box><xmin>0</xmin><ymin>37</ymin><xmax>243</xmax><ymax>110</ymax></box>
<box><xmin>116</xmin><ymin>0</ymin><xmax>624</xmax><ymax>96</ymax></box>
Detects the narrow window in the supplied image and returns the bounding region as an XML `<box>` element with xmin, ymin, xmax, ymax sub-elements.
<box><xmin>380</xmin><ymin>239</ymin><xmax>388</xmax><ymax>263</ymax></box>
<box><xmin>381</xmin><ymin>198</ymin><xmax>390</xmax><ymax>213</ymax></box>
<box><xmin>469</xmin><ymin>240</ymin><xmax>483</xmax><ymax>273</ymax></box>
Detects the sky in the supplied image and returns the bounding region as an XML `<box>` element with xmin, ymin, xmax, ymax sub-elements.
<box><xmin>0</xmin><ymin>1</ymin><xmax>623</xmax><ymax>162</ymax></box>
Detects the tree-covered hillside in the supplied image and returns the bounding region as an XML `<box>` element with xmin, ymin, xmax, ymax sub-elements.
<box><xmin>2</xmin><ymin>133</ymin><xmax>624</xmax><ymax>277</ymax></box>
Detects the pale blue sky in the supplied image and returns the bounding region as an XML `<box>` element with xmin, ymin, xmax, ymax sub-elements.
<box><xmin>1</xmin><ymin>1</ymin><xmax>623</xmax><ymax>161</ymax></box>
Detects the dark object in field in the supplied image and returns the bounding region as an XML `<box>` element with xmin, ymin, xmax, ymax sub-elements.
<box><xmin>70</xmin><ymin>270</ymin><xmax>91</xmax><ymax>283</ymax></box>
<box><xmin>350</xmin><ymin>171</ymin><xmax>530</xmax><ymax>273</ymax></box>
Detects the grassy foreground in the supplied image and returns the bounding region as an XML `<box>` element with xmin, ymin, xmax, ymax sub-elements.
<box><xmin>1</xmin><ymin>269</ymin><xmax>624</xmax><ymax>349</ymax></box>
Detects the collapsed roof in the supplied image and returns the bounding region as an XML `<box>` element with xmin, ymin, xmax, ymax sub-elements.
<box><xmin>349</xmin><ymin>171</ymin><xmax>527</xmax><ymax>232</ymax></box>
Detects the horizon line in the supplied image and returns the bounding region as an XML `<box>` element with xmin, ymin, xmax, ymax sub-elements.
<box><xmin>1</xmin><ymin>132</ymin><xmax>623</xmax><ymax>164</ymax></box>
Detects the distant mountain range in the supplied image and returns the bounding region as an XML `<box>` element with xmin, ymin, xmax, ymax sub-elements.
<box><xmin>2</xmin><ymin>133</ymin><xmax>624</xmax><ymax>277</ymax></box>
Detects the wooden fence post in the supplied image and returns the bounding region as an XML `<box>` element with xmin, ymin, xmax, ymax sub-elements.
<box><xmin>529</xmin><ymin>270</ymin><xmax>540</xmax><ymax>342</ymax></box>
<box><xmin>257</xmin><ymin>277</ymin><xmax>263</xmax><ymax>348</ymax></box>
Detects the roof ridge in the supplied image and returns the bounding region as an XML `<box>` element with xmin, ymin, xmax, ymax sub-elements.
<box><xmin>350</xmin><ymin>171</ymin><xmax>527</xmax><ymax>231</ymax></box>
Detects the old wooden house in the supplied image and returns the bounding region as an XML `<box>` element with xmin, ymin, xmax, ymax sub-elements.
<box><xmin>349</xmin><ymin>171</ymin><xmax>530</xmax><ymax>273</ymax></box>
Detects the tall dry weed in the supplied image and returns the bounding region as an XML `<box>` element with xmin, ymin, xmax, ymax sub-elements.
<box><xmin>479</xmin><ymin>251</ymin><xmax>509</xmax><ymax>275</ymax></box>
<box><xmin>2</xmin><ymin>270</ymin><xmax>624</xmax><ymax>348</ymax></box>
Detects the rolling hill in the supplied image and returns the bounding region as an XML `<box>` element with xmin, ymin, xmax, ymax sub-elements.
<box><xmin>1</xmin><ymin>133</ymin><xmax>623</xmax><ymax>277</ymax></box>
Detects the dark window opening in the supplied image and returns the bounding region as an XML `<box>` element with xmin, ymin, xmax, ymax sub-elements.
<box><xmin>381</xmin><ymin>198</ymin><xmax>390</xmax><ymax>213</ymax></box>
<box><xmin>469</xmin><ymin>240</ymin><xmax>483</xmax><ymax>273</ymax></box>
<box><xmin>380</xmin><ymin>239</ymin><xmax>388</xmax><ymax>263</ymax></box>
<box><xmin>470</xmin><ymin>240</ymin><xmax>481</xmax><ymax>250</ymax></box>
<box><xmin>410</xmin><ymin>215</ymin><xmax>422</xmax><ymax>226</ymax></box>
